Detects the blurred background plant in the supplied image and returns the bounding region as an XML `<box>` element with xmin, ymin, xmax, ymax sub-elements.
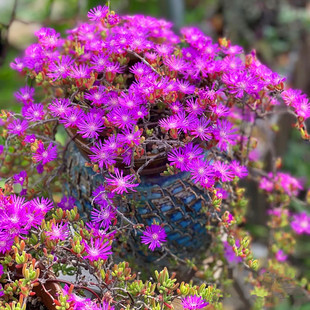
<box><xmin>1</xmin><ymin>0</ymin><xmax>310</xmax><ymax>309</ymax></box>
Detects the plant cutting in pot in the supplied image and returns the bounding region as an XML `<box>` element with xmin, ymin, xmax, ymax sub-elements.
<box><xmin>1</xmin><ymin>3</ymin><xmax>310</xmax><ymax>310</ymax></box>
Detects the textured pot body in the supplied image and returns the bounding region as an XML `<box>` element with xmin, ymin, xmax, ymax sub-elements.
<box><xmin>64</xmin><ymin>142</ymin><xmax>211</xmax><ymax>262</ymax></box>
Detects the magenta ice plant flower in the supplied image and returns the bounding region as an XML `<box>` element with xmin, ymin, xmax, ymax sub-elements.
<box><xmin>49</xmin><ymin>98</ymin><xmax>71</xmax><ymax>117</ymax></box>
<box><xmin>23</xmin><ymin>103</ymin><xmax>45</xmax><ymax>122</ymax></box>
<box><xmin>87</xmin><ymin>5</ymin><xmax>108</xmax><ymax>21</ymax></box>
<box><xmin>91</xmin><ymin>205</ymin><xmax>116</xmax><ymax>229</ymax></box>
<box><xmin>30</xmin><ymin>197</ymin><xmax>54</xmax><ymax>214</ymax></box>
<box><xmin>59</xmin><ymin>107</ymin><xmax>84</xmax><ymax>128</ymax></box>
<box><xmin>213</xmin><ymin>119</ymin><xmax>238</xmax><ymax>151</ymax></box>
<box><xmin>0</xmin><ymin>233</ymin><xmax>14</xmax><ymax>254</ymax></box>
<box><xmin>14</xmin><ymin>86</ymin><xmax>35</xmax><ymax>105</ymax></box>
<box><xmin>33</xmin><ymin>141</ymin><xmax>57</xmax><ymax>165</ymax></box>
<box><xmin>10</xmin><ymin>58</ymin><xmax>25</xmax><ymax>72</ymax></box>
<box><xmin>291</xmin><ymin>212</ymin><xmax>310</xmax><ymax>235</ymax></box>
<box><xmin>89</xmin><ymin>141</ymin><xmax>116</xmax><ymax>169</ymax></box>
<box><xmin>13</xmin><ymin>170</ymin><xmax>27</xmax><ymax>186</ymax></box>
<box><xmin>212</xmin><ymin>161</ymin><xmax>234</xmax><ymax>182</ymax></box>
<box><xmin>141</xmin><ymin>224</ymin><xmax>167</xmax><ymax>251</ymax></box>
<box><xmin>63</xmin><ymin>284</ymin><xmax>92</xmax><ymax>310</ymax></box>
<box><xmin>58</xmin><ymin>196</ymin><xmax>76</xmax><ymax>210</ymax></box>
<box><xmin>181</xmin><ymin>295</ymin><xmax>209</xmax><ymax>310</ymax></box>
<box><xmin>83</xmin><ymin>237</ymin><xmax>112</xmax><ymax>261</ymax></box>
<box><xmin>48</xmin><ymin>55</ymin><xmax>74</xmax><ymax>80</ymax></box>
<box><xmin>46</xmin><ymin>222</ymin><xmax>69</xmax><ymax>240</ymax></box>
<box><xmin>275</xmin><ymin>249</ymin><xmax>288</xmax><ymax>262</ymax></box>
<box><xmin>105</xmin><ymin>168</ymin><xmax>139</xmax><ymax>194</ymax></box>
<box><xmin>229</xmin><ymin>160</ymin><xmax>248</xmax><ymax>179</ymax></box>
<box><xmin>77</xmin><ymin>112</ymin><xmax>105</xmax><ymax>139</ymax></box>
<box><xmin>92</xmin><ymin>185</ymin><xmax>115</xmax><ymax>205</ymax></box>
<box><xmin>70</xmin><ymin>64</ymin><xmax>91</xmax><ymax>79</ymax></box>
<box><xmin>7</xmin><ymin>119</ymin><xmax>28</xmax><ymax>136</ymax></box>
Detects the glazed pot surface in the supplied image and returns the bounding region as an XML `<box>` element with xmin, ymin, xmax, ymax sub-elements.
<box><xmin>64</xmin><ymin>142</ymin><xmax>212</xmax><ymax>263</ymax></box>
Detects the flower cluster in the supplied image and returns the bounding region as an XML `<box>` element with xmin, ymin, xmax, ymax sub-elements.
<box><xmin>0</xmin><ymin>189</ymin><xmax>222</xmax><ymax>310</ymax></box>
<box><xmin>5</xmin><ymin>3</ymin><xmax>310</xmax><ymax>209</ymax></box>
<box><xmin>259</xmin><ymin>172</ymin><xmax>303</xmax><ymax>197</ymax></box>
<box><xmin>1</xmin><ymin>4</ymin><xmax>310</xmax><ymax>310</ymax></box>
<box><xmin>0</xmin><ymin>192</ymin><xmax>53</xmax><ymax>253</ymax></box>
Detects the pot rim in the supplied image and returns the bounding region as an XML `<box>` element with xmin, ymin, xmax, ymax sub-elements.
<box><xmin>65</xmin><ymin>126</ymin><xmax>169</xmax><ymax>175</ymax></box>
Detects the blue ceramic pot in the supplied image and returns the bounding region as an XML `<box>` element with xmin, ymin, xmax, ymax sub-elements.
<box><xmin>64</xmin><ymin>142</ymin><xmax>211</xmax><ymax>262</ymax></box>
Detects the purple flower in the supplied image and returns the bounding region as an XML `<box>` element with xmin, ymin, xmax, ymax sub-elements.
<box><xmin>141</xmin><ymin>224</ymin><xmax>167</xmax><ymax>251</ymax></box>
<box><xmin>70</xmin><ymin>64</ymin><xmax>91</xmax><ymax>79</ymax></box>
<box><xmin>190</xmin><ymin>159</ymin><xmax>214</xmax><ymax>188</ymax></box>
<box><xmin>0</xmin><ymin>232</ymin><xmax>14</xmax><ymax>254</ymax></box>
<box><xmin>130</xmin><ymin>62</ymin><xmax>153</xmax><ymax>78</ymax></box>
<box><xmin>23</xmin><ymin>103</ymin><xmax>45</xmax><ymax>122</ymax></box>
<box><xmin>176</xmin><ymin>79</ymin><xmax>195</xmax><ymax>94</ymax></box>
<box><xmin>84</xmin><ymin>86</ymin><xmax>106</xmax><ymax>106</ymax></box>
<box><xmin>49</xmin><ymin>98</ymin><xmax>71</xmax><ymax>117</ymax></box>
<box><xmin>212</xmin><ymin>161</ymin><xmax>234</xmax><ymax>182</ymax></box>
<box><xmin>59</xmin><ymin>107</ymin><xmax>84</xmax><ymax>128</ymax></box>
<box><xmin>63</xmin><ymin>284</ymin><xmax>91</xmax><ymax>310</ymax></box>
<box><xmin>77</xmin><ymin>112</ymin><xmax>105</xmax><ymax>139</ymax></box>
<box><xmin>24</xmin><ymin>134</ymin><xmax>36</xmax><ymax>144</ymax></box>
<box><xmin>229</xmin><ymin>160</ymin><xmax>248</xmax><ymax>179</ymax></box>
<box><xmin>83</xmin><ymin>238</ymin><xmax>112</xmax><ymax>261</ymax></box>
<box><xmin>89</xmin><ymin>141</ymin><xmax>116</xmax><ymax>169</ymax></box>
<box><xmin>87</xmin><ymin>5</ymin><xmax>108</xmax><ymax>21</ymax></box>
<box><xmin>107</xmin><ymin>107</ymin><xmax>136</xmax><ymax>129</ymax></box>
<box><xmin>14</xmin><ymin>86</ymin><xmax>35</xmax><ymax>105</ymax></box>
<box><xmin>36</xmin><ymin>163</ymin><xmax>44</xmax><ymax>174</ymax></box>
<box><xmin>7</xmin><ymin>119</ymin><xmax>28</xmax><ymax>136</ymax></box>
<box><xmin>168</xmin><ymin>148</ymin><xmax>187</xmax><ymax>171</ymax></box>
<box><xmin>90</xmin><ymin>53</ymin><xmax>109</xmax><ymax>72</ymax></box>
<box><xmin>223</xmin><ymin>241</ymin><xmax>242</xmax><ymax>264</ymax></box>
<box><xmin>185</xmin><ymin>98</ymin><xmax>204</xmax><ymax>116</ymax></box>
<box><xmin>13</xmin><ymin>170</ymin><xmax>27</xmax><ymax>185</ymax></box>
<box><xmin>30</xmin><ymin>197</ymin><xmax>54</xmax><ymax>214</ymax></box>
<box><xmin>119</xmin><ymin>92</ymin><xmax>143</xmax><ymax>110</ymax></box>
<box><xmin>92</xmin><ymin>185</ymin><xmax>115</xmax><ymax>205</ymax></box>
<box><xmin>48</xmin><ymin>56</ymin><xmax>74</xmax><ymax>80</ymax></box>
<box><xmin>292</xmin><ymin>96</ymin><xmax>310</xmax><ymax>119</ymax></box>
<box><xmin>223</xmin><ymin>44</ymin><xmax>244</xmax><ymax>55</ymax></box>
<box><xmin>213</xmin><ymin>120</ymin><xmax>238</xmax><ymax>151</ymax></box>
<box><xmin>275</xmin><ymin>250</ymin><xmax>288</xmax><ymax>262</ymax></box>
<box><xmin>281</xmin><ymin>89</ymin><xmax>306</xmax><ymax>107</ymax></box>
<box><xmin>291</xmin><ymin>212</ymin><xmax>310</xmax><ymax>235</ymax></box>
<box><xmin>91</xmin><ymin>205</ymin><xmax>116</xmax><ymax>229</ymax></box>
<box><xmin>181</xmin><ymin>295</ymin><xmax>209</xmax><ymax>310</ymax></box>
<box><xmin>181</xmin><ymin>143</ymin><xmax>205</xmax><ymax>170</ymax></box>
<box><xmin>24</xmin><ymin>203</ymin><xmax>45</xmax><ymax>229</ymax></box>
<box><xmin>119</xmin><ymin>128</ymin><xmax>142</xmax><ymax>146</ymax></box>
<box><xmin>58</xmin><ymin>196</ymin><xmax>76</xmax><ymax>210</ymax></box>
<box><xmin>10</xmin><ymin>58</ymin><xmax>25</xmax><ymax>72</ymax></box>
<box><xmin>33</xmin><ymin>142</ymin><xmax>57</xmax><ymax>165</ymax></box>
<box><xmin>164</xmin><ymin>55</ymin><xmax>188</xmax><ymax>73</ymax></box>
<box><xmin>46</xmin><ymin>222</ymin><xmax>69</xmax><ymax>240</ymax></box>
<box><xmin>35</xmin><ymin>27</ymin><xmax>60</xmax><ymax>49</ymax></box>
<box><xmin>190</xmin><ymin>117</ymin><xmax>212</xmax><ymax>141</ymax></box>
<box><xmin>222</xmin><ymin>71</ymin><xmax>262</xmax><ymax>98</ymax></box>
<box><xmin>0</xmin><ymin>195</ymin><xmax>31</xmax><ymax>242</ymax></box>
<box><xmin>102</xmin><ymin>135</ymin><xmax>122</xmax><ymax>154</ymax></box>
<box><xmin>105</xmin><ymin>168</ymin><xmax>139</xmax><ymax>194</ymax></box>
<box><xmin>159</xmin><ymin>114</ymin><xmax>180</xmax><ymax>131</ymax></box>
<box><xmin>259</xmin><ymin>172</ymin><xmax>302</xmax><ymax>196</ymax></box>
